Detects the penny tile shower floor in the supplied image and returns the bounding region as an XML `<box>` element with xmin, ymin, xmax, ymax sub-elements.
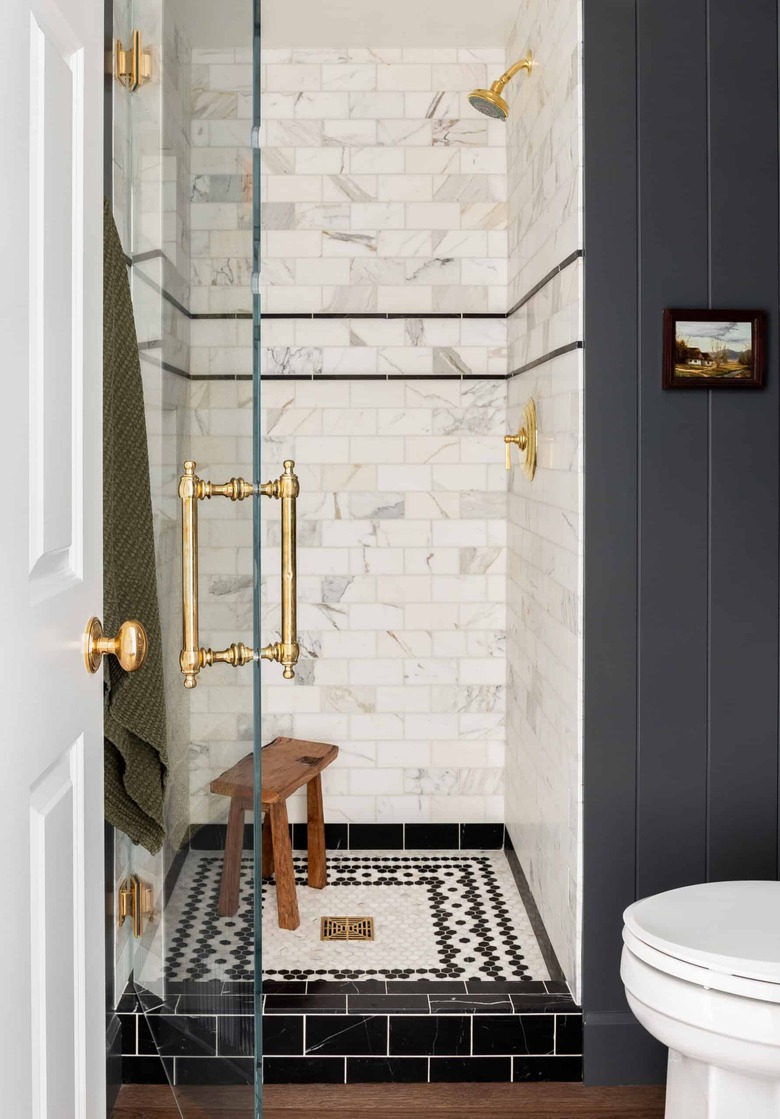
<box><xmin>164</xmin><ymin>850</ymin><xmax>550</xmax><ymax>985</ymax></box>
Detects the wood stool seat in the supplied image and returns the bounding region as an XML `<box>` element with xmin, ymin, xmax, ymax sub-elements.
<box><xmin>210</xmin><ymin>736</ymin><xmax>339</xmax><ymax>930</ymax></box>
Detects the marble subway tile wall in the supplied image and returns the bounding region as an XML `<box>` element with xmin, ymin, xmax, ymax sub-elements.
<box><xmin>260</xmin><ymin>376</ymin><xmax>507</xmax><ymax>826</ymax></box>
<box><xmin>186</xmin><ymin>48</ymin><xmax>512</xmax><ymax>825</ymax></box>
<box><xmin>504</xmin><ymin>0</ymin><xmax>583</xmax><ymax>993</ymax></box>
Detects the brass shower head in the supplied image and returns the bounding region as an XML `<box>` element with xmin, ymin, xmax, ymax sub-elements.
<box><xmin>468</xmin><ymin>50</ymin><xmax>534</xmax><ymax>120</ymax></box>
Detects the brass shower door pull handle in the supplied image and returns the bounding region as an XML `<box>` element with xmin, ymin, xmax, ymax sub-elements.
<box><xmin>84</xmin><ymin>617</ymin><xmax>148</xmax><ymax>674</ymax></box>
<box><xmin>257</xmin><ymin>460</ymin><xmax>300</xmax><ymax>680</ymax></box>
<box><xmin>178</xmin><ymin>459</ymin><xmax>300</xmax><ymax>688</ymax></box>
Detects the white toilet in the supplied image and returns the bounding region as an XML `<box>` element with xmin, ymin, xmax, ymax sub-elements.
<box><xmin>621</xmin><ymin>881</ymin><xmax>780</xmax><ymax>1118</ymax></box>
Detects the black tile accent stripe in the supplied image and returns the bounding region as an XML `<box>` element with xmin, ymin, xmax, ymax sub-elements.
<box><xmin>193</xmin><ymin>820</ymin><xmax>504</xmax><ymax>852</ymax></box>
<box><xmin>505</xmin><ymin>845</ymin><xmax>566</xmax><ymax>984</ymax></box>
<box><xmin>506</xmin><ymin>340</ymin><xmax>584</xmax><ymax>381</ymax></box>
<box><xmin>505</xmin><ymin>249</ymin><xmax>583</xmax><ymax>319</ymax></box>
<box><xmin>127</xmin><ymin>250</ymin><xmax>581</xmax><ymax>327</ymax></box>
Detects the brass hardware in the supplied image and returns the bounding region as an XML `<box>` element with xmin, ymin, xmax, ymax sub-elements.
<box><xmin>84</xmin><ymin>616</ymin><xmax>148</xmax><ymax>675</ymax></box>
<box><xmin>258</xmin><ymin>460</ymin><xmax>300</xmax><ymax>680</ymax></box>
<box><xmin>321</xmin><ymin>916</ymin><xmax>375</xmax><ymax>942</ymax></box>
<box><xmin>504</xmin><ymin>398</ymin><xmax>538</xmax><ymax>480</ymax></box>
<box><xmin>178</xmin><ymin>459</ymin><xmax>300</xmax><ymax>688</ymax></box>
<box><xmin>118</xmin><ymin>875</ymin><xmax>153</xmax><ymax>939</ymax></box>
<box><xmin>469</xmin><ymin>50</ymin><xmax>533</xmax><ymax>120</ymax></box>
<box><xmin>114</xmin><ymin>30</ymin><xmax>152</xmax><ymax>92</ymax></box>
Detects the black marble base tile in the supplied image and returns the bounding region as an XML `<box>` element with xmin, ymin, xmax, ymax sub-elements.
<box><xmin>307</xmin><ymin>979</ymin><xmax>387</xmax><ymax>995</ymax></box>
<box><xmin>292</xmin><ymin>823</ymin><xmax>349</xmax><ymax>851</ymax></box>
<box><xmin>429</xmin><ymin>995</ymin><xmax>513</xmax><ymax>1015</ymax></box>
<box><xmin>261</xmin><ymin>1015</ymin><xmax>303</xmax><ymax>1056</ymax></box>
<box><xmin>305</xmin><ymin>1015</ymin><xmax>388</xmax><ymax>1057</ymax></box>
<box><xmin>349</xmin><ymin>823</ymin><xmax>403</xmax><ymax>849</ymax></box>
<box><xmin>173</xmin><ymin>1056</ymin><xmax>253</xmax><ymax>1086</ymax></box>
<box><xmin>459</xmin><ymin>823</ymin><xmax>505</xmax><ymax>849</ymax></box>
<box><xmin>347</xmin><ymin>995</ymin><xmax>430</xmax><ymax>1015</ymax></box>
<box><xmin>385</xmin><ymin>981</ymin><xmax>467</xmax><ymax>995</ymax></box>
<box><xmin>121</xmin><ymin>1055</ymin><xmax>170</xmax><ymax>1084</ymax></box>
<box><xmin>472</xmin><ymin>1015</ymin><xmax>554</xmax><ymax>1056</ymax></box>
<box><xmin>116</xmin><ymin>991</ymin><xmax>139</xmax><ymax>1013</ymax></box>
<box><xmin>217</xmin><ymin>1015</ymin><xmax>255</xmax><ymax>1058</ymax></box>
<box><xmin>264</xmin><ymin>994</ymin><xmax>347</xmax><ymax>1014</ymax></box>
<box><xmin>429</xmin><ymin>1057</ymin><xmax>511</xmax><ymax>1083</ymax></box>
<box><xmin>189</xmin><ymin>822</ymin><xmax>254</xmax><ymax>851</ymax></box>
<box><xmin>118</xmin><ymin>1014</ymin><xmax>137</xmax><ymax>1055</ymax></box>
<box><xmin>262</xmin><ymin>980</ymin><xmax>307</xmax><ymax>995</ymax></box>
<box><xmin>512</xmin><ymin>1056</ymin><xmax>583</xmax><ymax>1082</ymax></box>
<box><xmin>164</xmin><ymin>979</ymin><xmax>223</xmax><ymax>996</ymax></box>
<box><xmin>149</xmin><ymin>1015</ymin><xmax>217</xmax><ymax>1058</ymax></box>
<box><xmin>223</xmin><ymin>980</ymin><xmax>254</xmax><ymax>997</ymax></box>
<box><xmin>389</xmin><ymin>1016</ymin><xmax>470</xmax><ymax>1057</ymax></box>
<box><xmin>545</xmin><ymin>981</ymin><xmax>571</xmax><ymax>995</ymax></box>
<box><xmin>465</xmin><ymin>980</ymin><xmax>546</xmax><ymax>994</ymax></box>
<box><xmin>405</xmin><ymin>823</ymin><xmax>459</xmax><ymax>849</ymax></box>
<box><xmin>510</xmin><ymin>994</ymin><xmax>576</xmax><ymax>1014</ymax></box>
<box><xmin>555</xmin><ymin>1015</ymin><xmax>583</xmax><ymax>1055</ymax></box>
<box><xmin>174</xmin><ymin>994</ymin><xmax>253</xmax><ymax>1016</ymax></box>
<box><xmin>137</xmin><ymin>1014</ymin><xmax>158</xmax><ymax>1056</ymax></box>
<box><xmin>263</xmin><ymin>1057</ymin><xmax>345</xmax><ymax>1084</ymax></box>
<box><xmin>347</xmin><ymin>1057</ymin><xmax>428</xmax><ymax>1084</ymax></box>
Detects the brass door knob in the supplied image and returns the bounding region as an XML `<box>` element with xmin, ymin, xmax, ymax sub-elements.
<box><xmin>84</xmin><ymin>617</ymin><xmax>148</xmax><ymax>674</ymax></box>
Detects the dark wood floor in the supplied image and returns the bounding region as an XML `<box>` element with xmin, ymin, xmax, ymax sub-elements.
<box><xmin>113</xmin><ymin>1083</ymin><xmax>666</xmax><ymax>1119</ymax></box>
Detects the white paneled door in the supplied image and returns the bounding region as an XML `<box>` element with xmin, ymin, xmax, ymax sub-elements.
<box><xmin>0</xmin><ymin>0</ymin><xmax>105</xmax><ymax>1113</ymax></box>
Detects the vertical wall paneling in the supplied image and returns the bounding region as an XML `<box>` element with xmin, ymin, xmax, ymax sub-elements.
<box><xmin>581</xmin><ymin>0</ymin><xmax>651</xmax><ymax>1079</ymax></box>
<box><xmin>635</xmin><ymin>0</ymin><xmax>710</xmax><ymax>901</ymax></box>
<box><xmin>706</xmin><ymin>0</ymin><xmax>779</xmax><ymax>882</ymax></box>
<box><xmin>583</xmin><ymin>0</ymin><xmax>780</xmax><ymax>1084</ymax></box>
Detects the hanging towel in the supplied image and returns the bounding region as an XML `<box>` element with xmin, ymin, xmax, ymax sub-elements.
<box><xmin>103</xmin><ymin>198</ymin><xmax>168</xmax><ymax>854</ymax></box>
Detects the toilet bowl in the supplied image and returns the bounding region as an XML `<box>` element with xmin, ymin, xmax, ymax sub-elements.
<box><xmin>621</xmin><ymin>881</ymin><xmax>780</xmax><ymax>1119</ymax></box>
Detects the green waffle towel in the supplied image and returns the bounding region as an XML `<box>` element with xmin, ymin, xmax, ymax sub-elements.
<box><xmin>103</xmin><ymin>199</ymin><xmax>168</xmax><ymax>853</ymax></box>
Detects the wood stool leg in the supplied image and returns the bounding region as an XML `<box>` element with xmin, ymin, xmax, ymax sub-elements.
<box><xmin>261</xmin><ymin>811</ymin><xmax>274</xmax><ymax>878</ymax></box>
<box><xmin>306</xmin><ymin>774</ymin><xmax>327</xmax><ymax>890</ymax></box>
<box><xmin>217</xmin><ymin>797</ymin><xmax>246</xmax><ymax>918</ymax></box>
<box><xmin>268</xmin><ymin>800</ymin><xmax>299</xmax><ymax>930</ymax></box>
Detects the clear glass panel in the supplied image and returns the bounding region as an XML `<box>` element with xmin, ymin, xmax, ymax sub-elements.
<box><xmin>108</xmin><ymin>0</ymin><xmax>258</xmax><ymax>1112</ymax></box>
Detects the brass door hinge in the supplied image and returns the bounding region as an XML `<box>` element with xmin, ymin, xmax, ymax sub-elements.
<box><xmin>118</xmin><ymin>875</ymin><xmax>153</xmax><ymax>939</ymax></box>
<box><xmin>115</xmin><ymin>30</ymin><xmax>152</xmax><ymax>91</ymax></box>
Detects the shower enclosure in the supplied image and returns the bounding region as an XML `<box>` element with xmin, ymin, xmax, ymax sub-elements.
<box><xmin>108</xmin><ymin>0</ymin><xmax>583</xmax><ymax>1113</ymax></box>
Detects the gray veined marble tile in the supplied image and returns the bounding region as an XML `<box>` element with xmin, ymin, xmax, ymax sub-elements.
<box><xmin>433</xmin><ymin>347</ymin><xmax>474</xmax><ymax>376</ymax></box>
<box><xmin>266</xmin><ymin>347</ymin><xmax>323</xmax><ymax>377</ymax></box>
<box><xmin>349</xmin><ymin>494</ymin><xmax>404</xmax><ymax>520</ymax></box>
<box><xmin>261</xmin><ymin>202</ymin><xmax>295</xmax><ymax>229</ymax></box>
<box><xmin>191</xmin><ymin>91</ymin><xmax>238</xmax><ymax>120</ymax></box>
<box><xmin>326</xmin><ymin>175</ymin><xmax>377</xmax><ymax>202</ymax></box>
<box><xmin>406</xmin><ymin>258</ymin><xmax>459</xmax><ymax>285</ymax></box>
<box><xmin>323</xmin><ymin>230</ymin><xmax>377</xmax><ymax>253</ymax></box>
<box><xmin>460</xmin><ymin>547</ymin><xmax>503</xmax><ymax>575</ymax></box>
<box><xmin>432</xmin><ymin>118</ymin><xmax>488</xmax><ymax>147</ymax></box>
<box><xmin>208</xmin><ymin>575</ymin><xmax>253</xmax><ymax>597</ymax></box>
<box><xmin>461</xmin><ymin>491</ymin><xmax>507</xmax><ymax>520</ymax></box>
<box><xmin>322</xmin><ymin>576</ymin><xmax>353</xmax><ymax>605</ymax></box>
<box><xmin>404</xmin><ymin>768</ymin><xmax>458</xmax><ymax>795</ymax></box>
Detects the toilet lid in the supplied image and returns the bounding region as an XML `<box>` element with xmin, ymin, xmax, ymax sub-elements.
<box><xmin>624</xmin><ymin>881</ymin><xmax>780</xmax><ymax>984</ymax></box>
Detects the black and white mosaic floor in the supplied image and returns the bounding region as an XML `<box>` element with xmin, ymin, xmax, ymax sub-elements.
<box><xmin>164</xmin><ymin>850</ymin><xmax>550</xmax><ymax>985</ymax></box>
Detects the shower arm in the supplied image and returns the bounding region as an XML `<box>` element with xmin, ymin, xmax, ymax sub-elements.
<box><xmin>491</xmin><ymin>52</ymin><xmax>534</xmax><ymax>96</ymax></box>
<box><xmin>178</xmin><ymin>459</ymin><xmax>300</xmax><ymax>689</ymax></box>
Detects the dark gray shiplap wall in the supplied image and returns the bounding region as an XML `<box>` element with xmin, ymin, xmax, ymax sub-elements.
<box><xmin>582</xmin><ymin>0</ymin><xmax>780</xmax><ymax>1084</ymax></box>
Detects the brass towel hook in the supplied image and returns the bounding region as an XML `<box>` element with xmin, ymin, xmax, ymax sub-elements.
<box><xmin>504</xmin><ymin>399</ymin><xmax>538</xmax><ymax>480</ymax></box>
<box><xmin>178</xmin><ymin>459</ymin><xmax>300</xmax><ymax>688</ymax></box>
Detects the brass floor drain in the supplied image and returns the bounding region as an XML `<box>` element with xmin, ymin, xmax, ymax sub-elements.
<box><xmin>320</xmin><ymin>916</ymin><xmax>375</xmax><ymax>942</ymax></box>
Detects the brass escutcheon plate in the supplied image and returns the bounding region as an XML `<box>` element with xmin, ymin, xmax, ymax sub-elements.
<box><xmin>320</xmin><ymin>916</ymin><xmax>375</xmax><ymax>942</ymax></box>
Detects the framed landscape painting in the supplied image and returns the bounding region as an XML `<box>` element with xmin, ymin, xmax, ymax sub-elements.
<box><xmin>663</xmin><ymin>308</ymin><xmax>767</xmax><ymax>389</ymax></box>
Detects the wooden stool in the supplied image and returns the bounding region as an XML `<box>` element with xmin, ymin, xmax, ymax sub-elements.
<box><xmin>209</xmin><ymin>736</ymin><xmax>339</xmax><ymax>930</ymax></box>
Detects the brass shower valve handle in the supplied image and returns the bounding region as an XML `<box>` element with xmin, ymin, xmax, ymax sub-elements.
<box><xmin>178</xmin><ymin>459</ymin><xmax>301</xmax><ymax>688</ymax></box>
<box><xmin>504</xmin><ymin>399</ymin><xmax>538</xmax><ymax>480</ymax></box>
